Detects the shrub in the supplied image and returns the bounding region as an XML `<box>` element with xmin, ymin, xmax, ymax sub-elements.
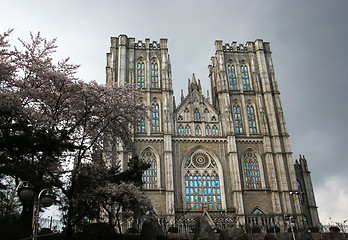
<box><xmin>329</xmin><ymin>226</ymin><xmax>340</xmax><ymax>233</ymax></box>
<box><xmin>307</xmin><ymin>226</ymin><xmax>319</xmax><ymax>232</ymax></box>
<box><xmin>168</xmin><ymin>226</ymin><xmax>179</xmax><ymax>233</ymax></box>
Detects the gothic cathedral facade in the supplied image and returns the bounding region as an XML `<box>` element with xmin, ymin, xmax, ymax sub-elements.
<box><xmin>105</xmin><ymin>35</ymin><xmax>320</xmax><ymax>230</ymax></box>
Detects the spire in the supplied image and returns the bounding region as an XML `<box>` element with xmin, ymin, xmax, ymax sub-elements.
<box><xmin>189</xmin><ymin>73</ymin><xmax>200</xmax><ymax>92</ymax></box>
<box><xmin>207</xmin><ymin>90</ymin><xmax>210</xmax><ymax>102</ymax></box>
<box><xmin>181</xmin><ymin>89</ymin><xmax>184</xmax><ymax>102</ymax></box>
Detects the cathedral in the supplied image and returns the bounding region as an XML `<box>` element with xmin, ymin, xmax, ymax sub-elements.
<box><xmin>105</xmin><ymin>35</ymin><xmax>320</xmax><ymax>231</ymax></box>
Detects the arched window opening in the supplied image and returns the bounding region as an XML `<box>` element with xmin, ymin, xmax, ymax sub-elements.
<box><xmin>141</xmin><ymin>149</ymin><xmax>158</xmax><ymax>189</ymax></box>
<box><xmin>297</xmin><ymin>180</ymin><xmax>304</xmax><ymax>204</ymax></box>
<box><xmin>152</xmin><ymin>99</ymin><xmax>160</xmax><ymax>132</ymax></box>
<box><xmin>151</xmin><ymin>62</ymin><xmax>159</xmax><ymax>88</ymax></box>
<box><xmin>241</xmin><ymin>65</ymin><xmax>251</xmax><ymax>90</ymax></box>
<box><xmin>205</xmin><ymin>126</ymin><xmax>212</xmax><ymax>136</ymax></box>
<box><xmin>244</xmin><ymin>149</ymin><xmax>262</xmax><ymax>189</ymax></box>
<box><xmin>227</xmin><ymin>64</ymin><xmax>237</xmax><ymax>90</ymax></box>
<box><xmin>204</xmin><ymin>108</ymin><xmax>209</xmax><ymax>122</ymax></box>
<box><xmin>212</xmin><ymin>125</ymin><xmax>219</xmax><ymax>136</ymax></box>
<box><xmin>184</xmin><ymin>152</ymin><xmax>222</xmax><ymax>211</ymax></box>
<box><xmin>195</xmin><ymin>126</ymin><xmax>202</xmax><ymax>136</ymax></box>
<box><xmin>136</xmin><ymin>99</ymin><xmax>145</xmax><ymax>133</ymax></box>
<box><xmin>247</xmin><ymin>104</ymin><xmax>257</xmax><ymax>133</ymax></box>
<box><xmin>178</xmin><ymin>125</ymin><xmax>184</xmax><ymax>136</ymax></box>
<box><xmin>184</xmin><ymin>108</ymin><xmax>190</xmax><ymax>121</ymax></box>
<box><xmin>233</xmin><ymin>104</ymin><xmax>243</xmax><ymax>133</ymax></box>
<box><xmin>137</xmin><ymin>61</ymin><xmax>145</xmax><ymax>88</ymax></box>
<box><xmin>212</xmin><ymin>116</ymin><xmax>216</xmax><ymax>122</ymax></box>
<box><xmin>303</xmin><ymin>216</ymin><xmax>308</xmax><ymax>225</ymax></box>
<box><xmin>185</xmin><ymin>125</ymin><xmax>191</xmax><ymax>136</ymax></box>
<box><xmin>194</xmin><ymin>109</ymin><xmax>200</xmax><ymax>121</ymax></box>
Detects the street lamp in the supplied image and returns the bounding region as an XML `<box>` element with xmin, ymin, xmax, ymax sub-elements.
<box><xmin>17</xmin><ymin>181</ymin><xmax>55</xmax><ymax>240</ymax></box>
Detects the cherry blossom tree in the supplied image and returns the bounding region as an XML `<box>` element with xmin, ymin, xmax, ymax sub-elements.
<box><xmin>0</xmin><ymin>29</ymin><xmax>147</xmax><ymax>236</ymax></box>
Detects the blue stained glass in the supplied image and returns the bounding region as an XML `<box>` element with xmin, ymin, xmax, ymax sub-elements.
<box><xmin>241</xmin><ymin>65</ymin><xmax>251</xmax><ymax>90</ymax></box>
<box><xmin>195</xmin><ymin>196</ymin><xmax>199</xmax><ymax>202</ymax></box>
<box><xmin>247</xmin><ymin>105</ymin><xmax>257</xmax><ymax>133</ymax></box>
<box><xmin>186</xmin><ymin>196</ymin><xmax>190</xmax><ymax>202</ymax></box>
<box><xmin>233</xmin><ymin>105</ymin><xmax>243</xmax><ymax>133</ymax></box>
<box><xmin>208</xmin><ymin>188</ymin><xmax>211</xmax><ymax>194</ymax></box>
<box><xmin>217</xmin><ymin>188</ymin><xmax>220</xmax><ymax>194</ymax></box>
<box><xmin>203</xmin><ymin>188</ymin><xmax>207</xmax><ymax>194</ymax></box>
<box><xmin>137</xmin><ymin>62</ymin><xmax>145</xmax><ymax>88</ymax></box>
<box><xmin>151</xmin><ymin>62</ymin><xmax>159</xmax><ymax>88</ymax></box>
<box><xmin>190</xmin><ymin>188</ymin><xmax>193</xmax><ymax>194</ymax></box>
<box><xmin>186</xmin><ymin>188</ymin><xmax>189</xmax><ymax>194</ymax></box>
<box><xmin>227</xmin><ymin>65</ymin><xmax>238</xmax><ymax>89</ymax></box>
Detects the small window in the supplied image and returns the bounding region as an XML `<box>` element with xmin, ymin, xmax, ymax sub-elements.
<box><xmin>151</xmin><ymin>62</ymin><xmax>159</xmax><ymax>88</ymax></box>
<box><xmin>241</xmin><ymin>65</ymin><xmax>251</xmax><ymax>90</ymax></box>
<box><xmin>137</xmin><ymin>62</ymin><xmax>145</xmax><ymax>88</ymax></box>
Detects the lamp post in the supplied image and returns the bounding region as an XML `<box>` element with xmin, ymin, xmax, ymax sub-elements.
<box><xmin>17</xmin><ymin>181</ymin><xmax>55</xmax><ymax>240</ymax></box>
<box><xmin>284</xmin><ymin>214</ymin><xmax>296</xmax><ymax>240</ymax></box>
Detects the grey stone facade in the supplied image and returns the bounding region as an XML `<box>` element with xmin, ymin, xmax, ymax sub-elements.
<box><xmin>105</xmin><ymin>35</ymin><xmax>319</xmax><ymax>230</ymax></box>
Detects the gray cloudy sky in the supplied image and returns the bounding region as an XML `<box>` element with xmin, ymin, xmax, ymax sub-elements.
<box><xmin>2</xmin><ymin>0</ymin><xmax>348</xmax><ymax>224</ymax></box>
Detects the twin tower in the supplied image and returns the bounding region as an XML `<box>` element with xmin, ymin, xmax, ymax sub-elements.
<box><xmin>105</xmin><ymin>35</ymin><xmax>319</xmax><ymax>231</ymax></box>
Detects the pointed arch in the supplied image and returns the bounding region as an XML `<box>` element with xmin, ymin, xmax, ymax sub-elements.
<box><xmin>251</xmin><ymin>208</ymin><xmax>265</xmax><ymax>215</ymax></box>
<box><xmin>182</xmin><ymin>149</ymin><xmax>225</xmax><ymax>211</ymax></box>
<box><xmin>194</xmin><ymin>108</ymin><xmax>200</xmax><ymax>121</ymax></box>
<box><xmin>247</xmin><ymin>104</ymin><xmax>257</xmax><ymax>133</ymax></box>
<box><xmin>150</xmin><ymin>59</ymin><xmax>159</xmax><ymax>88</ymax></box>
<box><xmin>185</xmin><ymin>124</ymin><xmax>191</xmax><ymax>136</ymax></box>
<box><xmin>232</xmin><ymin>104</ymin><xmax>243</xmax><ymax>133</ymax></box>
<box><xmin>297</xmin><ymin>180</ymin><xmax>304</xmax><ymax>204</ymax></box>
<box><xmin>136</xmin><ymin>59</ymin><xmax>145</xmax><ymax>88</ymax></box>
<box><xmin>178</xmin><ymin>124</ymin><xmax>184</xmax><ymax>136</ymax></box>
<box><xmin>212</xmin><ymin>125</ymin><xmax>219</xmax><ymax>136</ymax></box>
<box><xmin>195</xmin><ymin>125</ymin><xmax>202</xmax><ymax>136</ymax></box>
<box><xmin>205</xmin><ymin>125</ymin><xmax>212</xmax><ymax>136</ymax></box>
<box><xmin>151</xmin><ymin>98</ymin><xmax>160</xmax><ymax>132</ymax></box>
<box><xmin>140</xmin><ymin>147</ymin><xmax>159</xmax><ymax>189</ymax></box>
<box><xmin>136</xmin><ymin>98</ymin><xmax>145</xmax><ymax>133</ymax></box>
<box><xmin>243</xmin><ymin>148</ymin><xmax>263</xmax><ymax>189</ymax></box>
<box><xmin>241</xmin><ymin>64</ymin><xmax>251</xmax><ymax>90</ymax></box>
<box><xmin>227</xmin><ymin>63</ymin><xmax>238</xmax><ymax>90</ymax></box>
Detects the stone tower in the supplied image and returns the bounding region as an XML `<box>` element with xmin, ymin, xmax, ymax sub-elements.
<box><xmin>105</xmin><ymin>35</ymin><xmax>175</xmax><ymax>222</ymax></box>
<box><xmin>105</xmin><ymin>35</ymin><xmax>319</xmax><ymax>231</ymax></box>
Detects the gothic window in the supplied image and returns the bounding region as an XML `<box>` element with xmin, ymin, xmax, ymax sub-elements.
<box><xmin>241</xmin><ymin>65</ymin><xmax>251</xmax><ymax>90</ymax></box>
<box><xmin>252</xmin><ymin>208</ymin><xmax>264</xmax><ymax>215</ymax></box>
<box><xmin>212</xmin><ymin>125</ymin><xmax>219</xmax><ymax>136</ymax></box>
<box><xmin>141</xmin><ymin>148</ymin><xmax>158</xmax><ymax>189</ymax></box>
<box><xmin>184</xmin><ymin>152</ymin><xmax>222</xmax><ymax>211</ymax></box>
<box><xmin>178</xmin><ymin>124</ymin><xmax>184</xmax><ymax>136</ymax></box>
<box><xmin>297</xmin><ymin>180</ymin><xmax>304</xmax><ymax>204</ymax></box>
<box><xmin>204</xmin><ymin>108</ymin><xmax>209</xmax><ymax>121</ymax></box>
<box><xmin>205</xmin><ymin>126</ymin><xmax>212</xmax><ymax>136</ymax></box>
<box><xmin>151</xmin><ymin>61</ymin><xmax>159</xmax><ymax>88</ymax></box>
<box><xmin>178</xmin><ymin>115</ymin><xmax>183</xmax><ymax>121</ymax></box>
<box><xmin>195</xmin><ymin>126</ymin><xmax>202</xmax><ymax>136</ymax></box>
<box><xmin>212</xmin><ymin>116</ymin><xmax>216</xmax><ymax>122</ymax></box>
<box><xmin>136</xmin><ymin>99</ymin><xmax>145</xmax><ymax>133</ymax></box>
<box><xmin>247</xmin><ymin>104</ymin><xmax>257</xmax><ymax>133</ymax></box>
<box><xmin>233</xmin><ymin>104</ymin><xmax>243</xmax><ymax>133</ymax></box>
<box><xmin>185</xmin><ymin>125</ymin><xmax>191</xmax><ymax>136</ymax></box>
<box><xmin>303</xmin><ymin>216</ymin><xmax>308</xmax><ymax>225</ymax></box>
<box><xmin>194</xmin><ymin>109</ymin><xmax>200</xmax><ymax>121</ymax></box>
<box><xmin>151</xmin><ymin>99</ymin><xmax>160</xmax><ymax>132</ymax></box>
<box><xmin>227</xmin><ymin>64</ymin><xmax>238</xmax><ymax>90</ymax></box>
<box><xmin>244</xmin><ymin>149</ymin><xmax>262</xmax><ymax>189</ymax></box>
<box><xmin>184</xmin><ymin>108</ymin><xmax>190</xmax><ymax>121</ymax></box>
<box><xmin>137</xmin><ymin>61</ymin><xmax>145</xmax><ymax>88</ymax></box>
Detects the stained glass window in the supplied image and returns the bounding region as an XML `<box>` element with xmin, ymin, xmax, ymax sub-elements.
<box><xmin>227</xmin><ymin>64</ymin><xmax>237</xmax><ymax>90</ymax></box>
<box><xmin>233</xmin><ymin>105</ymin><xmax>243</xmax><ymax>133</ymax></box>
<box><xmin>244</xmin><ymin>150</ymin><xmax>262</xmax><ymax>189</ymax></box>
<box><xmin>297</xmin><ymin>180</ymin><xmax>304</xmax><ymax>204</ymax></box>
<box><xmin>241</xmin><ymin>65</ymin><xmax>251</xmax><ymax>90</ymax></box>
<box><xmin>195</xmin><ymin>126</ymin><xmax>202</xmax><ymax>136</ymax></box>
<box><xmin>185</xmin><ymin>125</ymin><xmax>191</xmax><ymax>136</ymax></box>
<box><xmin>194</xmin><ymin>109</ymin><xmax>200</xmax><ymax>121</ymax></box>
<box><xmin>141</xmin><ymin>149</ymin><xmax>157</xmax><ymax>189</ymax></box>
<box><xmin>303</xmin><ymin>216</ymin><xmax>308</xmax><ymax>225</ymax></box>
<box><xmin>212</xmin><ymin>125</ymin><xmax>218</xmax><ymax>136</ymax></box>
<box><xmin>136</xmin><ymin>99</ymin><xmax>145</xmax><ymax>133</ymax></box>
<box><xmin>247</xmin><ymin>105</ymin><xmax>257</xmax><ymax>133</ymax></box>
<box><xmin>137</xmin><ymin>62</ymin><xmax>145</xmax><ymax>88</ymax></box>
<box><xmin>252</xmin><ymin>209</ymin><xmax>264</xmax><ymax>215</ymax></box>
<box><xmin>178</xmin><ymin>125</ymin><xmax>184</xmax><ymax>136</ymax></box>
<box><xmin>152</xmin><ymin>100</ymin><xmax>160</xmax><ymax>132</ymax></box>
<box><xmin>205</xmin><ymin>126</ymin><xmax>212</xmax><ymax>136</ymax></box>
<box><xmin>151</xmin><ymin>62</ymin><xmax>159</xmax><ymax>88</ymax></box>
<box><xmin>185</xmin><ymin>152</ymin><xmax>222</xmax><ymax>211</ymax></box>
